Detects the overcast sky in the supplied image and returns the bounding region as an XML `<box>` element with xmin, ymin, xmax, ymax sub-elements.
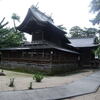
<box><xmin>0</xmin><ymin>0</ymin><xmax>96</xmax><ymax>41</ymax></box>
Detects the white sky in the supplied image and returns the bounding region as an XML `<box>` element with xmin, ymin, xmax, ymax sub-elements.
<box><xmin>0</xmin><ymin>0</ymin><xmax>97</xmax><ymax>41</ymax></box>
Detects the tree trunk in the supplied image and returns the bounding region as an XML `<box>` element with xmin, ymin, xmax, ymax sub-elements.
<box><xmin>13</xmin><ymin>19</ymin><xmax>17</xmax><ymax>32</ymax></box>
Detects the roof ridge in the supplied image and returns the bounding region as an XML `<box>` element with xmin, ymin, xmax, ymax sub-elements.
<box><xmin>30</xmin><ymin>5</ymin><xmax>53</xmax><ymax>22</ymax></box>
<box><xmin>69</xmin><ymin>36</ymin><xmax>95</xmax><ymax>39</ymax></box>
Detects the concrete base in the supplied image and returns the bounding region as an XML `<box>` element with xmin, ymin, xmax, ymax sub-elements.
<box><xmin>0</xmin><ymin>61</ymin><xmax>78</xmax><ymax>74</ymax></box>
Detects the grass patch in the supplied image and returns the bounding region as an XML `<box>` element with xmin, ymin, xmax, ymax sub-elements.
<box><xmin>53</xmin><ymin>69</ymin><xmax>90</xmax><ymax>76</ymax></box>
<box><xmin>0</xmin><ymin>66</ymin><xmax>99</xmax><ymax>77</ymax></box>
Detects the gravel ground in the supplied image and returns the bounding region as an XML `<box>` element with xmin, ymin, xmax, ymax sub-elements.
<box><xmin>0</xmin><ymin>69</ymin><xmax>95</xmax><ymax>92</ymax></box>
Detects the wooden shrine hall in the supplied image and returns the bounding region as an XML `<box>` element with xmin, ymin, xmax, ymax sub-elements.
<box><xmin>0</xmin><ymin>6</ymin><xmax>99</xmax><ymax>74</ymax></box>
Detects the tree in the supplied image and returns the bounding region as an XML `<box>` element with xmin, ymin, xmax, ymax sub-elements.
<box><xmin>83</xmin><ymin>27</ymin><xmax>98</xmax><ymax>37</ymax></box>
<box><xmin>69</xmin><ymin>26</ymin><xmax>98</xmax><ymax>38</ymax></box>
<box><xmin>94</xmin><ymin>47</ymin><xmax>100</xmax><ymax>58</ymax></box>
<box><xmin>11</xmin><ymin>13</ymin><xmax>20</xmax><ymax>31</ymax></box>
<box><xmin>94</xmin><ymin>36</ymin><xmax>99</xmax><ymax>44</ymax></box>
<box><xmin>90</xmin><ymin>0</ymin><xmax>100</xmax><ymax>25</ymax></box>
<box><xmin>0</xmin><ymin>17</ymin><xmax>10</xmax><ymax>48</ymax></box>
<box><xmin>2</xmin><ymin>28</ymin><xmax>26</xmax><ymax>48</ymax></box>
<box><xmin>0</xmin><ymin>17</ymin><xmax>26</xmax><ymax>48</ymax></box>
<box><xmin>57</xmin><ymin>25</ymin><xmax>67</xmax><ymax>31</ymax></box>
<box><xmin>0</xmin><ymin>17</ymin><xmax>8</xmax><ymax>29</ymax></box>
<box><xmin>90</xmin><ymin>0</ymin><xmax>100</xmax><ymax>59</ymax></box>
<box><xmin>69</xmin><ymin>26</ymin><xmax>83</xmax><ymax>38</ymax></box>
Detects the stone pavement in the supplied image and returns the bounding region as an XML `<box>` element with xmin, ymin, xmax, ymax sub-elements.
<box><xmin>0</xmin><ymin>71</ymin><xmax>100</xmax><ymax>100</ymax></box>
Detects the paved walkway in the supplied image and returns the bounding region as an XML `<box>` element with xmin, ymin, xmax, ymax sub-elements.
<box><xmin>0</xmin><ymin>71</ymin><xmax>100</xmax><ymax>100</ymax></box>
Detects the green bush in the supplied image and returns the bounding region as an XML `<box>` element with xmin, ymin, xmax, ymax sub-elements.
<box><xmin>33</xmin><ymin>72</ymin><xmax>44</xmax><ymax>82</ymax></box>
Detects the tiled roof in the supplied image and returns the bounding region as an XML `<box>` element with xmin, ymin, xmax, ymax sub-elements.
<box><xmin>17</xmin><ymin>6</ymin><xmax>70</xmax><ymax>44</ymax></box>
<box><xmin>69</xmin><ymin>37</ymin><xmax>99</xmax><ymax>48</ymax></box>
<box><xmin>0</xmin><ymin>44</ymin><xmax>79</xmax><ymax>54</ymax></box>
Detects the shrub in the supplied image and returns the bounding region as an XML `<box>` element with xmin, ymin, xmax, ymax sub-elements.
<box><xmin>0</xmin><ymin>69</ymin><xmax>6</xmax><ymax>76</ymax></box>
<box><xmin>33</xmin><ymin>72</ymin><xmax>44</xmax><ymax>82</ymax></box>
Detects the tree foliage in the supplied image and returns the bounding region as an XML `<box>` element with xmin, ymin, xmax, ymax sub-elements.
<box><xmin>57</xmin><ymin>25</ymin><xmax>67</xmax><ymax>31</ymax></box>
<box><xmin>94</xmin><ymin>36</ymin><xmax>99</xmax><ymax>44</ymax></box>
<box><xmin>69</xmin><ymin>26</ymin><xmax>98</xmax><ymax>38</ymax></box>
<box><xmin>90</xmin><ymin>0</ymin><xmax>100</xmax><ymax>58</ymax></box>
<box><xmin>90</xmin><ymin>0</ymin><xmax>100</xmax><ymax>13</ymax></box>
<box><xmin>0</xmin><ymin>17</ymin><xmax>26</xmax><ymax>48</ymax></box>
<box><xmin>11</xmin><ymin>13</ymin><xmax>20</xmax><ymax>31</ymax></box>
<box><xmin>69</xmin><ymin>26</ymin><xmax>83</xmax><ymax>38</ymax></box>
<box><xmin>90</xmin><ymin>0</ymin><xmax>100</xmax><ymax>25</ymax></box>
<box><xmin>0</xmin><ymin>17</ymin><xmax>8</xmax><ymax>29</ymax></box>
<box><xmin>95</xmin><ymin>47</ymin><xmax>100</xmax><ymax>58</ymax></box>
<box><xmin>83</xmin><ymin>28</ymin><xmax>97</xmax><ymax>37</ymax></box>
